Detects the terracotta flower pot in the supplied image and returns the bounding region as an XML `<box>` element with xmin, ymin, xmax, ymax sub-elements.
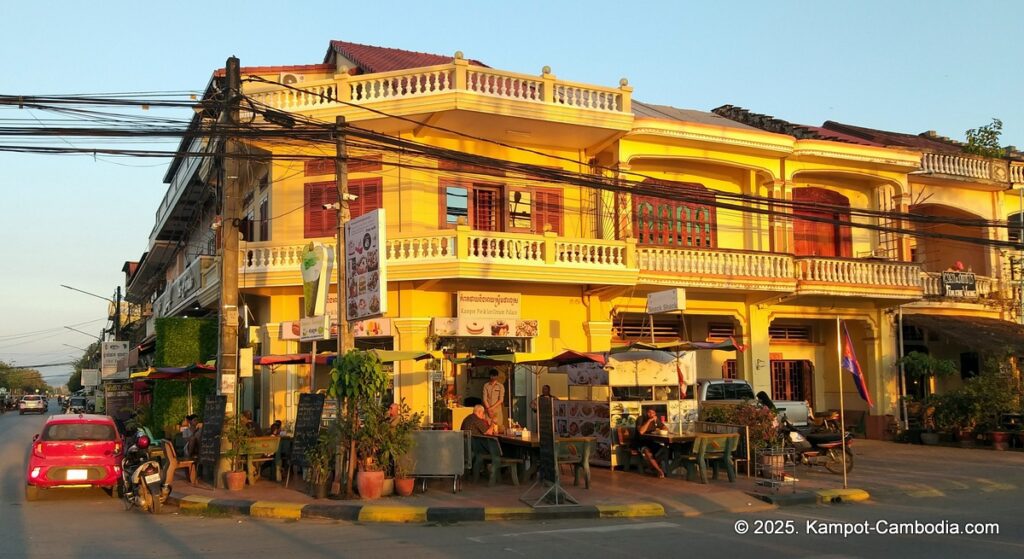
<box><xmin>395</xmin><ymin>477</ymin><xmax>416</xmax><ymax>497</ymax></box>
<box><xmin>225</xmin><ymin>471</ymin><xmax>246</xmax><ymax>491</ymax></box>
<box><xmin>989</xmin><ymin>431</ymin><xmax>1010</xmax><ymax>451</ymax></box>
<box><xmin>381</xmin><ymin>477</ymin><xmax>394</xmax><ymax>497</ymax></box>
<box><xmin>356</xmin><ymin>469</ymin><xmax>385</xmax><ymax>500</ymax></box>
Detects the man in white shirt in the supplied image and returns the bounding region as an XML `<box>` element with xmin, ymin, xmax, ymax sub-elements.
<box><xmin>483</xmin><ymin>369</ymin><xmax>505</xmax><ymax>430</ymax></box>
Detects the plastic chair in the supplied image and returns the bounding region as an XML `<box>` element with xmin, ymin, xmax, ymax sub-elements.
<box><xmin>471</xmin><ymin>436</ymin><xmax>522</xmax><ymax>486</ymax></box>
<box><xmin>163</xmin><ymin>440</ymin><xmax>196</xmax><ymax>485</ymax></box>
<box><xmin>680</xmin><ymin>436</ymin><xmax>710</xmax><ymax>484</ymax></box>
<box><xmin>615</xmin><ymin>427</ymin><xmax>645</xmax><ymax>472</ymax></box>
<box><xmin>706</xmin><ymin>434</ymin><xmax>739</xmax><ymax>482</ymax></box>
<box><xmin>557</xmin><ymin>438</ymin><xmax>592</xmax><ymax>489</ymax></box>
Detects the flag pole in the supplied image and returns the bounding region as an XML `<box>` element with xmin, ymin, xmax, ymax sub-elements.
<box><xmin>836</xmin><ymin>317</ymin><xmax>848</xmax><ymax>489</ymax></box>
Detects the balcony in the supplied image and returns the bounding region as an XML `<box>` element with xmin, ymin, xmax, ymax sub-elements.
<box><xmin>920</xmin><ymin>271</ymin><xmax>1010</xmax><ymax>307</ymax></box>
<box><xmin>795</xmin><ymin>257</ymin><xmax>922</xmax><ymax>299</ymax></box>
<box><xmin>239</xmin><ymin>230</ymin><xmax>926</xmax><ymax>302</ymax></box>
<box><xmin>243</xmin><ymin>58</ymin><xmax>634</xmax><ymax>143</ymax></box>
<box><xmin>920</xmin><ymin>151</ymin><xmax>1010</xmax><ymax>184</ymax></box>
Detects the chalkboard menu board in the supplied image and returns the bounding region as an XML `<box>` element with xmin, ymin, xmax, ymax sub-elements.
<box><xmin>290</xmin><ymin>393</ymin><xmax>327</xmax><ymax>469</ymax></box>
<box><xmin>537</xmin><ymin>395</ymin><xmax>558</xmax><ymax>483</ymax></box>
<box><xmin>198</xmin><ymin>395</ymin><xmax>227</xmax><ymax>484</ymax></box>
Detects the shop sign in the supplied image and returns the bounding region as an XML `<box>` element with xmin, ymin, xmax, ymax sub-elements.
<box><xmin>941</xmin><ymin>271</ymin><xmax>978</xmax><ymax>298</ymax></box>
<box><xmin>280</xmin><ymin>320</ymin><xmax>301</xmax><ymax>341</ymax></box>
<box><xmin>81</xmin><ymin>369</ymin><xmax>100</xmax><ymax>387</ymax></box>
<box><xmin>456</xmin><ymin>291</ymin><xmax>520</xmax><ymax>320</ymax></box>
<box><xmin>100</xmin><ymin>341</ymin><xmax>130</xmax><ymax>380</ymax></box>
<box><xmin>345</xmin><ymin>209</ymin><xmax>387</xmax><ymax>320</ymax></box>
<box><xmin>299</xmin><ymin>315</ymin><xmax>329</xmax><ymax>342</ymax></box>
<box><xmin>432</xmin><ymin>317</ymin><xmax>539</xmax><ymax>337</ymax></box>
<box><xmin>301</xmin><ymin>242</ymin><xmax>334</xmax><ymax>319</ymax></box>
<box><xmin>646</xmin><ymin>288</ymin><xmax>686</xmax><ymax>314</ymax></box>
<box><xmin>352</xmin><ymin>318</ymin><xmax>392</xmax><ymax>338</ymax></box>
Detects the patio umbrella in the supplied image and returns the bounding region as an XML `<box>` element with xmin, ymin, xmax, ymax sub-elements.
<box><xmin>145</xmin><ymin>362</ymin><xmax>216</xmax><ymax>415</ymax></box>
<box><xmin>609</xmin><ymin>338</ymin><xmax>745</xmax><ymax>399</ymax></box>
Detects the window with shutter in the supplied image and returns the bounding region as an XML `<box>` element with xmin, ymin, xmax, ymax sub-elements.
<box><xmin>348</xmin><ymin>177</ymin><xmax>382</xmax><ymax>219</ymax></box>
<box><xmin>259</xmin><ymin>197</ymin><xmax>269</xmax><ymax>241</ymax></box>
<box><xmin>304</xmin><ymin>181</ymin><xmax>337</xmax><ymax>238</ymax></box>
<box><xmin>472</xmin><ymin>186</ymin><xmax>501</xmax><ymax>231</ymax></box>
<box><xmin>534</xmin><ymin>189</ymin><xmax>562</xmax><ymax>234</ymax></box>
<box><xmin>632</xmin><ymin>179</ymin><xmax>716</xmax><ymax>248</ymax></box>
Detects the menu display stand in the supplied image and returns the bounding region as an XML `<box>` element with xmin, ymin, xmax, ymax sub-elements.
<box><xmin>520</xmin><ymin>395</ymin><xmax>578</xmax><ymax>508</ymax></box>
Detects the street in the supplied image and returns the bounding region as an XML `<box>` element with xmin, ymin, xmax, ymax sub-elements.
<box><xmin>1</xmin><ymin>403</ymin><xmax>1022</xmax><ymax>558</ymax></box>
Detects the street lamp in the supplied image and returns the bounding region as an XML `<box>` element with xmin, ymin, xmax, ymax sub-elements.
<box><xmin>62</xmin><ymin>343</ymin><xmax>89</xmax><ymax>352</ymax></box>
<box><xmin>60</xmin><ymin>284</ymin><xmax>122</xmax><ymax>339</ymax></box>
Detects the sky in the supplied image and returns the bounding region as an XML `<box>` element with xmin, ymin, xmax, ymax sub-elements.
<box><xmin>1</xmin><ymin>0</ymin><xmax>1021</xmax><ymax>385</ymax></box>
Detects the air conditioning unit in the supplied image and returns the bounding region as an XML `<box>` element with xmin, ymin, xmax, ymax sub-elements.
<box><xmin>279</xmin><ymin>73</ymin><xmax>304</xmax><ymax>85</ymax></box>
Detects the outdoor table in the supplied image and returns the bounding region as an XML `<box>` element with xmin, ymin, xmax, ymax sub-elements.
<box><xmin>643</xmin><ymin>431</ymin><xmax>697</xmax><ymax>477</ymax></box>
<box><xmin>495</xmin><ymin>433</ymin><xmax>539</xmax><ymax>480</ymax></box>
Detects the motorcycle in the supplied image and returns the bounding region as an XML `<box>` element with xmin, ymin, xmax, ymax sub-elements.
<box><xmin>119</xmin><ymin>434</ymin><xmax>170</xmax><ymax>514</ymax></box>
<box><xmin>781</xmin><ymin>419</ymin><xmax>854</xmax><ymax>474</ymax></box>
<box><xmin>805</xmin><ymin>405</ymin><xmax>840</xmax><ymax>433</ymax></box>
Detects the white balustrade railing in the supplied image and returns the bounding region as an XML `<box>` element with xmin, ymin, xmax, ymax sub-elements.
<box><xmin>796</xmin><ymin>257</ymin><xmax>921</xmax><ymax>288</ymax></box>
<box><xmin>1011</xmin><ymin>162</ymin><xmax>1024</xmax><ymax>184</ymax></box>
<box><xmin>386</xmin><ymin>235</ymin><xmax>456</xmax><ymax>262</ymax></box>
<box><xmin>637</xmin><ymin>247</ymin><xmax>793</xmax><ymax>279</ymax></box>
<box><xmin>921</xmin><ymin>152</ymin><xmax>992</xmax><ymax>180</ymax></box>
<box><xmin>245</xmin><ymin>61</ymin><xmax>630</xmax><ymax>115</ymax></box>
<box><xmin>466</xmin><ymin>233</ymin><xmax>544</xmax><ymax>263</ymax></box>
<box><xmin>467</xmin><ymin>68</ymin><xmax>543</xmax><ymax>102</ymax></box>
<box><xmin>555</xmin><ymin>240</ymin><xmax>627</xmax><ymax>267</ymax></box>
<box><xmin>243</xmin><ymin>243</ymin><xmax>310</xmax><ymax>274</ymax></box>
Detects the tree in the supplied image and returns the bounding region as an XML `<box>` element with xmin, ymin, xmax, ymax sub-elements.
<box><xmin>964</xmin><ymin>118</ymin><xmax>1006</xmax><ymax>158</ymax></box>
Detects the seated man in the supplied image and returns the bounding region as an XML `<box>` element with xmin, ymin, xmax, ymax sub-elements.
<box><xmin>461</xmin><ymin>404</ymin><xmax>498</xmax><ymax>455</ymax></box>
<box><xmin>633</xmin><ymin>408</ymin><xmax>666</xmax><ymax>478</ymax></box>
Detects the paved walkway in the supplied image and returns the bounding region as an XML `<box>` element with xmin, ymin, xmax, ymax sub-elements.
<box><xmin>167</xmin><ymin>439</ymin><xmax>1023</xmax><ymax>523</ymax></box>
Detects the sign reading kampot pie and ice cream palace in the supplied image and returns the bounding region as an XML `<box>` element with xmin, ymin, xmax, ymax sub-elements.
<box><xmin>432</xmin><ymin>291</ymin><xmax>538</xmax><ymax>338</ymax></box>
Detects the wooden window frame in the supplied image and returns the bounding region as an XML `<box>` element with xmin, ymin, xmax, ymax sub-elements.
<box><xmin>632</xmin><ymin>180</ymin><xmax>718</xmax><ymax>248</ymax></box>
<box><xmin>304</xmin><ymin>181</ymin><xmax>337</xmax><ymax>238</ymax></box>
<box><xmin>792</xmin><ymin>187</ymin><xmax>852</xmax><ymax>258</ymax></box>
<box><xmin>347</xmin><ymin>177</ymin><xmax>383</xmax><ymax>220</ymax></box>
<box><xmin>438</xmin><ymin>179</ymin><xmax>504</xmax><ymax>231</ymax></box>
<box><xmin>506</xmin><ymin>186</ymin><xmax>563</xmax><ymax>235</ymax></box>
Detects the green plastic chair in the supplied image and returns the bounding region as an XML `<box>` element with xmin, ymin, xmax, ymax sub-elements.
<box><xmin>707</xmin><ymin>434</ymin><xmax>739</xmax><ymax>482</ymax></box>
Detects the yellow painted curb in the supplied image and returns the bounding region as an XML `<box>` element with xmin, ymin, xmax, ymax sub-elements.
<box><xmin>484</xmin><ymin>507</ymin><xmax>537</xmax><ymax>520</ymax></box>
<box><xmin>250</xmin><ymin>500</ymin><xmax>305</xmax><ymax>520</ymax></box>
<box><xmin>358</xmin><ymin>506</ymin><xmax>427</xmax><ymax>523</ymax></box>
<box><xmin>178</xmin><ymin>495</ymin><xmax>213</xmax><ymax>513</ymax></box>
<box><xmin>596</xmin><ymin>503</ymin><xmax>666</xmax><ymax>518</ymax></box>
<box><xmin>817</xmin><ymin>489</ymin><xmax>871</xmax><ymax>503</ymax></box>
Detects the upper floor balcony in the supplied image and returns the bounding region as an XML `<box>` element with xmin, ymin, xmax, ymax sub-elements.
<box><xmin>920</xmin><ymin>151</ymin><xmax>1017</xmax><ymax>185</ymax></box>
<box><xmin>152</xmin><ymin>255</ymin><xmax>219</xmax><ymax>318</ymax></box>
<box><xmin>243</xmin><ymin>57</ymin><xmax>635</xmax><ymax>142</ymax></box>
<box><xmin>235</xmin><ymin>229</ymin><xmax>923</xmax><ymax>301</ymax></box>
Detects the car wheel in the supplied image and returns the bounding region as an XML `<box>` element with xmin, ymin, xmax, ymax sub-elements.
<box><xmin>25</xmin><ymin>484</ymin><xmax>39</xmax><ymax>501</ymax></box>
<box><xmin>105</xmin><ymin>486</ymin><xmax>119</xmax><ymax>499</ymax></box>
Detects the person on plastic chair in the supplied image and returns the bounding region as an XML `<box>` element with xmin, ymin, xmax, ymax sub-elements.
<box><xmin>633</xmin><ymin>408</ymin><xmax>666</xmax><ymax>478</ymax></box>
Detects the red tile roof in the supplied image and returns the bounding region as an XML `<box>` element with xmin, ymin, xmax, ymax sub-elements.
<box><xmin>820</xmin><ymin>121</ymin><xmax>963</xmax><ymax>153</ymax></box>
<box><xmin>325</xmin><ymin>40</ymin><xmax>488</xmax><ymax>74</ymax></box>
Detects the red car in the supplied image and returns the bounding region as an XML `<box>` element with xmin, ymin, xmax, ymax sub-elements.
<box><xmin>26</xmin><ymin>414</ymin><xmax>122</xmax><ymax>501</ymax></box>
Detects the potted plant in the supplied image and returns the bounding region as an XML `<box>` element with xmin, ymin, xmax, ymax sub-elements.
<box><xmin>353</xmin><ymin>398</ymin><xmax>387</xmax><ymax>500</ymax></box>
<box><xmin>305</xmin><ymin>430</ymin><xmax>335</xmax><ymax>498</ymax></box>
<box><xmin>221</xmin><ymin>419</ymin><xmax>251</xmax><ymax>491</ymax></box>
<box><xmin>328</xmin><ymin>350</ymin><xmax>390</xmax><ymax>498</ymax></box>
<box><xmin>380</xmin><ymin>400</ymin><xmax>423</xmax><ymax>497</ymax></box>
<box><xmin>918</xmin><ymin>399</ymin><xmax>940</xmax><ymax>445</ymax></box>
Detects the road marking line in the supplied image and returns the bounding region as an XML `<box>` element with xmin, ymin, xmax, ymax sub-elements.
<box><xmin>468</xmin><ymin>521</ymin><xmax>679</xmax><ymax>542</ymax></box>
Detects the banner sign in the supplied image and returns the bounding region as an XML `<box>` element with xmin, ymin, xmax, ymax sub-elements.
<box><xmin>432</xmin><ymin>317</ymin><xmax>538</xmax><ymax>337</ymax></box>
<box><xmin>299</xmin><ymin>315</ymin><xmax>329</xmax><ymax>342</ymax></box>
<box><xmin>301</xmin><ymin>242</ymin><xmax>334</xmax><ymax>318</ymax></box>
<box><xmin>81</xmin><ymin>369</ymin><xmax>100</xmax><ymax>387</ymax></box>
<box><xmin>345</xmin><ymin>209</ymin><xmax>387</xmax><ymax>321</ymax></box>
<box><xmin>646</xmin><ymin>288</ymin><xmax>686</xmax><ymax>314</ymax></box>
<box><xmin>100</xmin><ymin>341</ymin><xmax>129</xmax><ymax>380</ymax></box>
<box><xmin>941</xmin><ymin>271</ymin><xmax>978</xmax><ymax>298</ymax></box>
<box><xmin>457</xmin><ymin>291</ymin><xmax>521</xmax><ymax>320</ymax></box>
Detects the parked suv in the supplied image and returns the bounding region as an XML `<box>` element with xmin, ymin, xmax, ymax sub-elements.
<box><xmin>26</xmin><ymin>414</ymin><xmax>122</xmax><ymax>501</ymax></box>
<box><xmin>19</xmin><ymin>395</ymin><xmax>47</xmax><ymax>415</ymax></box>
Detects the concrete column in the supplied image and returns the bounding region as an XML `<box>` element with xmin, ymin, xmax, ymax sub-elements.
<box><xmin>584</xmin><ymin>321</ymin><xmax>613</xmax><ymax>352</ymax></box>
<box><xmin>393</xmin><ymin>317</ymin><xmax>432</xmax><ymax>419</ymax></box>
<box><xmin>744</xmin><ymin>306</ymin><xmax>773</xmax><ymax>395</ymax></box>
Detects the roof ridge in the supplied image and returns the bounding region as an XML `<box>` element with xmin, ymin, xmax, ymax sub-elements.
<box><xmin>711</xmin><ymin>104</ymin><xmax>819</xmax><ymax>139</ymax></box>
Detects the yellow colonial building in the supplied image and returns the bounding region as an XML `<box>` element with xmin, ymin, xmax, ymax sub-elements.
<box><xmin>125</xmin><ymin>41</ymin><xmax>1024</xmax><ymax>440</ymax></box>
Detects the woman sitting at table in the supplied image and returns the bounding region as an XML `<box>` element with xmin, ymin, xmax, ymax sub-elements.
<box><xmin>633</xmin><ymin>408</ymin><xmax>666</xmax><ymax>478</ymax></box>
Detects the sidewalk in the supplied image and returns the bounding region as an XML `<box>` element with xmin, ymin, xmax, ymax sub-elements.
<box><xmin>168</xmin><ymin>465</ymin><xmax>778</xmax><ymax>523</ymax></box>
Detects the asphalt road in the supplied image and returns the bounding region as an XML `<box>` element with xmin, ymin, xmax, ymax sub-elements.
<box><xmin>2</xmin><ymin>403</ymin><xmax>1022</xmax><ymax>558</ymax></box>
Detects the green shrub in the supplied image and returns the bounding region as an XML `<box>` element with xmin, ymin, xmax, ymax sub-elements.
<box><xmin>154</xmin><ymin>318</ymin><xmax>217</xmax><ymax>367</ymax></box>
<box><xmin>150</xmin><ymin>378</ymin><xmax>215</xmax><ymax>436</ymax></box>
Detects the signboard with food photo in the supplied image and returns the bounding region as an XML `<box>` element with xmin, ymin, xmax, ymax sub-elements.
<box><xmin>430</xmin><ymin>317</ymin><xmax>539</xmax><ymax>338</ymax></box>
<box><xmin>555</xmin><ymin>400</ymin><xmax>612</xmax><ymax>466</ymax></box>
<box><xmin>345</xmin><ymin>209</ymin><xmax>386</xmax><ymax>321</ymax></box>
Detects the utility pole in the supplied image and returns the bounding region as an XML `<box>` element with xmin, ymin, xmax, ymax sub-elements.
<box><xmin>113</xmin><ymin>286</ymin><xmax>122</xmax><ymax>340</ymax></box>
<box><xmin>217</xmin><ymin>56</ymin><xmax>242</xmax><ymax>413</ymax></box>
<box><xmin>332</xmin><ymin>115</ymin><xmax>356</xmax><ymax>498</ymax></box>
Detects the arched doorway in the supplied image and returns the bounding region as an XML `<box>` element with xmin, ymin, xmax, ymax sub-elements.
<box><xmin>792</xmin><ymin>187</ymin><xmax>852</xmax><ymax>257</ymax></box>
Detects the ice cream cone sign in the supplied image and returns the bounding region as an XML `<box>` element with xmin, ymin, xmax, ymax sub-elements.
<box><xmin>301</xmin><ymin>242</ymin><xmax>334</xmax><ymax>318</ymax></box>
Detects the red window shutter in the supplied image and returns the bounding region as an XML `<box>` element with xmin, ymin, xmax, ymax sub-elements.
<box><xmin>473</xmin><ymin>187</ymin><xmax>500</xmax><ymax>231</ymax></box>
<box><xmin>534</xmin><ymin>190</ymin><xmax>563</xmax><ymax>234</ymax></box>
<box><xmin>304</xmin><ymin>182</ymin><xmax>337</xmax><ymax>238</ymax></box>
<box><xmin>349</xmin><ymin>178</ymin><xmax>382</xmax><ymax>219</ymax></box>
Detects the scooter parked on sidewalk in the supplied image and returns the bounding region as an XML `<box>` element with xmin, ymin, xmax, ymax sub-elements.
<box><xmin>119</xmin><ymin>434</ymin><xmax>170</xmax><ymax>513</ymax></box>
<box><xmin>781</xmin><ymin>419</ymin><xmax>854</xmax><ymax>474</ymax></box>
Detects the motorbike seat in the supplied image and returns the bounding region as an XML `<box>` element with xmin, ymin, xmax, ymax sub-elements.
<box><xmin>806</xmin><ymin>432</ymin><xmax>843</xmax><ymax>445</ymax></box>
